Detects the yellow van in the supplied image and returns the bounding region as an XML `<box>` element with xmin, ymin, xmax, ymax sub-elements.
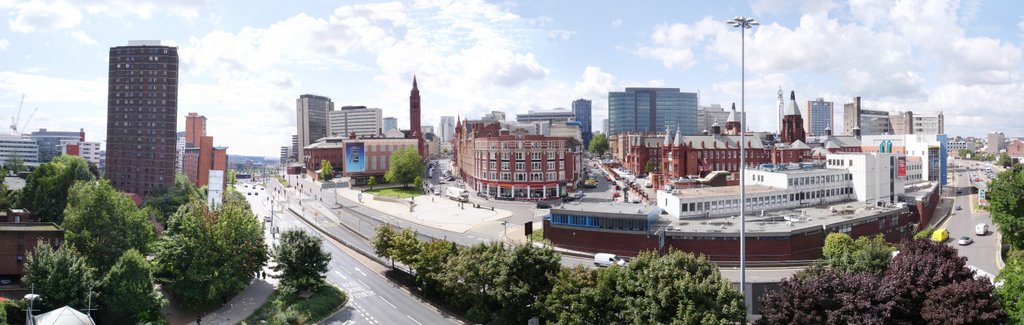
<box><xmin>931</xmin><ymin>228</ymin><xmax>949</xmax><ymax>242</ymax></box>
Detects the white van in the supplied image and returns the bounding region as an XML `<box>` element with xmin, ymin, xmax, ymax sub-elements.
<box><xmin>976</xmin><ymin>223</ymin><xmax>989</xmax><ymax>236</ymax></box>
<box><xmin>593</xmin><ymin>253</ymin><xmax>627</xmax><ymax>267</ymax></box>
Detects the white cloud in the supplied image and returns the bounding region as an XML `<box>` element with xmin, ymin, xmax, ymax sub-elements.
<box><xmin>637</xmin><ymin>17</ymin><xmax>723</xmax><ymax>69</ymax></box>
<box><xmin>547</xmin><ymin>29</ymin><xmax>576</xmax><ymax>41</ymax></box>
<box><xmin>611</xmin><ymin>18</ymin><xmax>622</xmax><ymax>28</ymax></box>
<box><xmin>8</xmin><ymin>0</ymin><xmax>82</xmax><ymax>32</ymax></box>
<box><xmin>69</xmin><ymin>30</ymin><xmax>95</xmax><ymax>45</ymax></box>
<box><xmin>0</xmin><ymin>39</ymin><xmax>8</xmax><ymax>51</ymax></box>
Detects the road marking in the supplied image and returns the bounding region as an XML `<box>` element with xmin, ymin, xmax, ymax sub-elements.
<box><xmin>354</xmin><ymin>267</ymin><xmax>367</xmax><ymax>276</ymax></box>
<box><xmin>406</xmin><ymin>315</ymin><xmax>423</xmax><ymax>325</ymax></box>
<box><xmin>357</xmin><ymin>278</ymin><xmax>370</xmax><ymax>288</ymax></box>
<box><xmin>334</xmin><ymin>270</ymin><xmax>347</xmax><ymax>280</ymax></box>
<box><xmin>379</xmin><ymin>296</ymin><xmax>397</xmax><ymax>309</ymax></box>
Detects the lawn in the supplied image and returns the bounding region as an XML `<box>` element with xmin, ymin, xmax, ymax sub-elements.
<box><xmin>365</xmin><ymin>187</ymin><xmax>424</xmax><ymax>198</ymax></box>
<box><xmin>245</xmin><ymin>283</ymin><xmax>347</xmax><ymax>325</ymax></box>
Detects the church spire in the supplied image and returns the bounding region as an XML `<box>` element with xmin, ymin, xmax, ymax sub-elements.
<box><xmin>413</xmin><ymin>75</ymin><xmax>418</xmax><ymax>90</ymax></box>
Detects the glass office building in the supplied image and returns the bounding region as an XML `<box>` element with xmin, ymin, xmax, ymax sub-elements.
<box><xmin>607</xmin><ymin>88</ymin><xmax>697</xmax><ymax>136</ymax></box>
<box><xmin>806</xmin><ymin>98</ymin><xmax>833</xmax><ymax>136</ymax></box>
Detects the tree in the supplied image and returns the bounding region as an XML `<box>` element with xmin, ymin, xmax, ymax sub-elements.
<box><xmin>368</xmin><ymin>176</ymin><xmax>377</xmax><ymax>190</ymax></box>
<box><xmin>155</xmin><ymin>199</ymin><xmax>268</xmax><ymax>309</ymax></box>
<box><xmin>999</xmin><ymin>256</ymin><xmax>1024</xmax><ymax>323</ymax></box>
<box><xmin>988</xmin><ymin>164</ymin><xmax>1024</xmax><ymax>249</ymax></box>
<box><xmin>414</xmin><ymin>176</ymin><xmax>423</xmax><ymax>190</ymax></box>
<box><xmin>588</xmin><ymin>133</ymin><xmax>609</xmax><ymax>155</ymax></box>
<box><xmin>958</xmin><ymin>149</ymin><xmax>974</xmax><ymax>159</ymax></box>
<box><xmin>17</xmin><ymin>155</ymin><xmax>95</xmax><ymax>224</ymax></box>
<box><xmin>616</xmin><ymin>250</ymin><xmax>745</xmax><ymax>324</ymax></box>
<box><xmin>644</xmin><ymin>160</ymin><xmax>655</xmax><ymax>174</ymax></box>
<box><xmin>272</xmin><ymin>229</ymin><xmax>331</xmax><ymax>291</ymax></box>
<box><xmin>542</xmin><ymin>266</ymin><xmax>626</xmax><ymax>324</ymax></box>
<box><xmin>391</xmin><ymin>228</ymin><xmax>421</xmax><ymax>273</ymax></box>
<box><xmin>757</xmin><ymin>270</ymin><xmax>890</xmax><ymax>324</ymax></box>
<box><xmin>411</xmin><ymin>239</ymin><xmax>457</xmax><ymax>295</ymax></box>
<box><xmin>319</xmin><ymin>160</ymin><xmax>332</xmax><ymax>181</ymax></box>
<box><xmin>371</xmin><ymin>224</ymin><xmax>397</xmax><ymax>269</ymax></box>
<box><xmin>820</xmin><ymin>233</ymin><xmax>893</xmax><ymax>274</ymax></box>
<box><xmin>385</xmin><ymin>147</ymin><xmax>423</xmax><ymax>187</ymax></box>
<box><xmin>5</xmin><ymin>154</ymin><xmax>24</xmax><ymax>174</ymax></box>
<box><xmin>921</xmin><ymin>278</ymin><xmax>1006</xmax><ymax>324</ymax></box>
<box><xmin>101</xmin><ymin>249</ymin><xmax>164</xmax><ymax>323</ymax></box>
<box><xmin>227</xmin><ymin>169</ymin><xmax>237</xmax><ymax>187</ymax></box>
<box><xmin>62</xmin><ymin>180</ymin><xmax>154</xmax><ymax>272</ymax></box>
<box><xmin>21</xmin><ymin>240</ymin><xmax>95</xmax><ymax>311</ymax></box>
<box><xmin>145</xmin><ymin>174</ymin><xmax>202</xmax><ymax>225</ymax></box>
<box><xmin>1000</xmin><ymin>152</ymin><xmax>1015</xmax><ymax>168</ymax></box>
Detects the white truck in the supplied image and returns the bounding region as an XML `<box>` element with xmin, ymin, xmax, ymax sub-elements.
<box><xmin>446</xmin><ymin>187</ymin><xmax>469</xmax><ymax>202</ymax></box>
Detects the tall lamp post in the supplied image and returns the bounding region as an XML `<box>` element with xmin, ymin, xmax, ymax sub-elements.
<box><xmin>727</xmin><ymin>16</ymin><xmax>758</xmax><ymax>300</ymax></box>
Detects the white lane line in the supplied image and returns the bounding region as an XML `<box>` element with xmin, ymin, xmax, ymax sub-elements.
<box><xmin>354</xmin><ymin>267</ymin><xmax>367</xmax><ymax>277</ymax></box>
<box><xmin>334</xmin><ymin>270</ymin><xmax>348</xmax><ymax>280</ymax></box>
<box><xmin>357</xmin><ymin>278</ymin><xmax>370</xmax><ymax>288</ymax></box>
<box><xmin>406</xmin><ymin>315</ymin><xmax>423</xmax><ymax>325</ymax></box>
<box><xmin>379</xmin><ymin>295</ymin><xmax>397</xmax><ymax>309</ymax></box>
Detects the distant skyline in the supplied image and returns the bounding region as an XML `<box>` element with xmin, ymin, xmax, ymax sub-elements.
<box><xmin>1</xmin><ymin>0</ymin><xmax>1022</xmax><ymax>156</ymax></box>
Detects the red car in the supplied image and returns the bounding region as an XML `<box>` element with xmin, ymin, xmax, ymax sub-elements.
<box><xmin>613</xmin><ymin>192</ymin><xmax>621</xmax><ymax>198</ymax></box>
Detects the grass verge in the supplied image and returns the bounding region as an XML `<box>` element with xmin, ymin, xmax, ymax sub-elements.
<box><xmin>365</xmin><ymin>187</ymin><xmax>424</xmax><ymax>198</ymax></box>
<box><xmin>245</xmin><ymin>283</ymin><xmax>347</xmax><ymax>325</ymax></box>
<box><xmin>529</xmin><ymin>228</ymin><xmax>550</xmax><ymax>244</ymax></box>
<box><xmin>275</xmin><ymin>175</ymin><xmax>289</xmax><ymax>187</ymax></box>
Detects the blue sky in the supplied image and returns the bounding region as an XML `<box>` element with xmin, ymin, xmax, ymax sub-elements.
<box><xmin>1</xmin><ymin>0</ymin><xmax>1022</xmax><ymax>156</ymax></box>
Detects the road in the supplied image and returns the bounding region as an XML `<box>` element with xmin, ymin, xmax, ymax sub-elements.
<box><xmin>944</xmin><ymin>159</ymin><xmax>1004</xmax><ymax>276</ymax></box>
<box><xmin>242</xmin><ymin>181</ymin><xmax>463</xmax><ymax>325</ymax></box>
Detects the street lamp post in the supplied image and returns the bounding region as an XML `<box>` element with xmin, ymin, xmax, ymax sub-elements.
<box><xmin>727</xmin><ymin>16</ymin><xmax>758</xmax><ymax>300</ymax></box>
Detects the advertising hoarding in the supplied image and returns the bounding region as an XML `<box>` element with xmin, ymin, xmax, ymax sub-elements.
<box><xmin>897</xmin><ymin>156</ymin><xmax>907</xmax><ymax>177</ymax></box>
<box><xmin>207</xmin><ymin>170</ymin><xmax>224</xmax><ymax>209</ymax></box>
<box><xmin>345</xmin><ymin>142</ymin><xmax>365</xmax><ymax>173</ymax></box>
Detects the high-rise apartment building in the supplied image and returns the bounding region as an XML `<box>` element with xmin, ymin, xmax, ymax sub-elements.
<box><xmin>988</xmin><ymin>132</ymin><xmax>1006</xmax><ymax>154</ymax></box>
<box><xmin>105</xmin><ymin>41</ymin><xmax>178</xmax><ymax>196</ymax></box>
<box><xmin>176</xmin><ymin>131</ymin><xmax>185</xmax><ymax>172</ymax></box>
<box><xmin>439</xmin><ymin>116</ymin><xmax>455</xmax><ymax>142</ymax></box>
<box><xmin>383</xmin><ymin>117</ymin><xmax>397</xmax><ymax>132</ymax></box>
<box><xmin>184</xmin><ymin>112</ymin><xmax>206</xmax><ymax>147</ymax></box>
<box><xmin>296</xmin><ymin>94</ymin><xmax>334</xmax><ymax>160</ymax></box>
<box><xmin>30</xmin><ymin>128</ymin><xmax>82</xmax><ymax>163</ymax></box>
<box><xmin>571</xmin><ymin>99</ymin><xmax>592</xmax><ymax>147</ymax></box>
<box><xmin>327</xmin><ymin>106</ymin><xmax>382</xmax><ymax>138</ymax></box>
<box><xmin>607</xmin><ymin>88</ymin><xmax>698</xmax><ymax>136</ymax></box>
<box><xmin>290</xmin><ymin>134</ymin><xmax>298</xmax><ymax>162</ymax></box>
<box><xmin>805</xmin><ymin>98</ymin><xmax>833</xmax><ymax>136</ymax></box>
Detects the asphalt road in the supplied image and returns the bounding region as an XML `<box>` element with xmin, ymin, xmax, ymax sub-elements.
<box><xmin>242</xmin><ymin>181</ymin><xmax>463</xmax><ymax>325</ymax></box>
<box><xmin>944</xmin><ymin>159</ymin><xmax>1004</xmax><ymax>276</ymax></box>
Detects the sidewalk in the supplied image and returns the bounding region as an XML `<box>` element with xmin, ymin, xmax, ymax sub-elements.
<box><xmin>334</xmin><ymin>187</ymin><xmax>512</xmax><ymax>234</ymax></box>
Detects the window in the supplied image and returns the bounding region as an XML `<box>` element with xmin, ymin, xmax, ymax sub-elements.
<box><xmin>501</xmin><ymin>162</ymin><xmax>509</xmax><ymax>170</ymax></box>
<box><xmin>547</xmin><ymin>161</ymin><xmax>555</xmax><ymax>170</ymax></box>
<box><xmin>515</xmin><ymin>162</ymin><xmax>525</xmax><ymax>170</ymax></box>
<box><xmin>516</xmin><ymin>152</ymin><xmax>524</xmax><ymax>160</ymax></box>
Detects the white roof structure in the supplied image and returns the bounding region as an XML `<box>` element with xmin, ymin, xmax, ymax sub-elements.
<box><xmin>726</xmin><ymin>103</ymin><xmax>737</xmax><ymax>122</ymax></box>
<box><xmin>34</xmin><ymin>306</ymin><xmax>95</xmax><ymax>325</ymax></box>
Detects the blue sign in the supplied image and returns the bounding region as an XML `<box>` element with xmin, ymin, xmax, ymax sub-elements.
<box><xmin>345</xmin><ymin>143</ymin><xmax>365</xmax><ymax>173</ymax></box>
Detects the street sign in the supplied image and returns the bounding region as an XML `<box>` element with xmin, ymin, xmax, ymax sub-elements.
<box><xmin>524</xmin><ymin>221</ymin><xmax>533</xmax><ymax>238</ymax></box>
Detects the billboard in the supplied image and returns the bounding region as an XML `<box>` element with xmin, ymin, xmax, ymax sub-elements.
<box><xmin>207</xmin><ymin>170</ymin><xmax>224</xmax><ymax>209</ymax></box>
<box><xmin>345</xmin><ymin>142</ymin><xmax>365</xmax><ymax>173</ymax></box>
<box><xmin>897</xmin><ymin>156</ymin><xmax>907</xmax><ymax>177</ymax></box>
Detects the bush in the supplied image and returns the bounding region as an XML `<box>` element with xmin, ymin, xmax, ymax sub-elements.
<box><xmin>914</xmin><ymin>227</ymin><xmax>936</xmax><ymax>240</ymax></box>
<box><xmin>247</xmin><ymin>282</ymin><xmax>347</xmax><ymax>325</ymax></box>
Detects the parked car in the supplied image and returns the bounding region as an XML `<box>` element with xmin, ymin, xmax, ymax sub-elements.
<box><xmin>593</xmin><ymin>253</ymin><xmax>627</xmax><ymax>267</ymax></box>
<box><xmin>645</xmin><ymin>183</ymin><xmax>653</xmax><ymax>188</ymax></box>
<box><xmin>536</xmin><ymin>201</ymin><xmax>552</xmax><ymax>209</ymax></box>
<box><xmin>957</xmin><ymin>236</ymin><xmax>974</xmax><ymax>246</ymax></box>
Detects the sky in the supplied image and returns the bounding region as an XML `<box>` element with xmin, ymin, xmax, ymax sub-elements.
<box><xmin>0</xmin><ymin>0</ymin><xmax>1022</xmax><ymax>157</ymax></box>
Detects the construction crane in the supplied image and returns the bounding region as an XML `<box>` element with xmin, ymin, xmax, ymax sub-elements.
<box><xmin>10</xmin><ymin>94</ymin><xmax>23</xmax><ymax>133</ymax></box>
<box><xmin>20</xmin><ymin>106</ymin><xmax>37</xmax><ymax>132</ymax></box>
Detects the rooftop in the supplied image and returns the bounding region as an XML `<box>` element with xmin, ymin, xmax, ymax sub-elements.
<box><xmin>665</xmin><ymin>184</ymin><xmax>777</xmax><ymax>199</ymax></box>
<box><xmin>0</xmin><ymin>222</ymin><xmax>62</xmax><ymax>232</ymax></box>
<box><xmin>555</xmin><ymin>201</ymin><xmax>651</xmax><ymax>216</ymax></box>
<box><xmin>658</xmin><ymin>202</ymin><xmax>906</xmax><ymax>236</ymax></box>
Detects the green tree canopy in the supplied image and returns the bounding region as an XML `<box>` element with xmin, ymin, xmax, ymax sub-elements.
<box><xmin>588</xmin><ymin>133</ymin><xmax>609</xmax><ymax>155</ymax></box>
<box><xmin>319</xmin><ymin>160</ymin><xmax>333</xmax><ymax>181</ymax></box>
<box><xmin>18</xmin><ymin>155</ymin><xmax>95</xmax><ymax>224</ymax></box>
<box><xmin>988</xmin><ymin>165</ymin><xmax>1024</xmax><ymax>249</ymax></box>
<box><xmin>227</xmin><ymin>169</ymin><xmax>237</xmax><ymax>187</ymax></box>
<box><xmin>62</xmin><ymin>180</ymin><xmax>154</xmax><ymax>272</ymax></box>
<box><xmin>272</xmin><ymin>229</ymin><xmax>331</xmax><ymax>291</ymax></box>
<box><xmin>22</xmin><ymin>240</ymin><xmax>95</xmax><ymax>311</ymax></box>
<box><xmin>145</xmin><ymin>174</ymin><xmax>203</xmax><ymax>225</ymax></box>
<box><xmin>997</xmin><ymin>256</ymin><xmax>1024</xmax><ymax>323</ymax></box>
<box><xmin>385</xmin><ymin>147</ymin><xmax>424</xmax><ymax>187</ymax></box>
<box><xmin>542</xmin><ymin>265</ymin><xmax>626</xmax><ymax>324</ymax></box>
<box><xmin>155</xmin><ymin>199</ymin><xmax>268</xmax><ymax>309</ymax></box>
<box><xmin>820</xmin><ymin>233</ymin><xmax>894</xmax><ymax>274</ymax></box>
<box><xmin>101</xmin><ymin>249</ymin><xmax>164</xmax><ymax>323</ymax></box>
<box><xmin>371</xmin><ymin>224</ymin><xmax>397</xmax><ymax>269</ymax></box>
<box><xmin>368</xmin><ymin>176</ymin><xmax>377</xmax><ymax>189</ymax></box>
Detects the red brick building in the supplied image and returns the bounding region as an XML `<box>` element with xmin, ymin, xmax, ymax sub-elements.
<box><xmin>0</xmin><ymin>209</ymin><xmax>62</xmax><ymax>282</ymax></box>
<box><xmin>453</xmin><ymin>120</ymin><xmax>583</xmax><ymax>200</ymax></box>
<box><xmin>303</xmin><ymin>135</ymin><xmax>419</xmax><ymax>185</ymax></box>
<box><xmin>1008</xmin><ymin>139</ymin><xmax>1024</xmax><ymax>157</ymax></box>
<box><xmin>182</xmin><ymin>112</ymin><xmax>228</xmax><ymax>189</ymax></box>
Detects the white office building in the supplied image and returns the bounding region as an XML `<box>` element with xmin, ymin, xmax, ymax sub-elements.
<box><xmin>328</xmin><ymin>106</ymin><xmax>382</xmax><ymax>138</ymax></box>
<box><xmin>60</xmin><ymin>139</ymin><xmax>102</xmax><ymax>165</ymax></box>
<box><xmin>0</xmin><ymin>133</ymin><xmax>39</xmax><ymax>164</ymax></box>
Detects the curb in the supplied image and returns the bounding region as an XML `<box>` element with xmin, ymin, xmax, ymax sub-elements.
<box><xmin>314</xmin><ymin>282</ymin><xmax>351</xmax><ymax>324</ymax></box>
